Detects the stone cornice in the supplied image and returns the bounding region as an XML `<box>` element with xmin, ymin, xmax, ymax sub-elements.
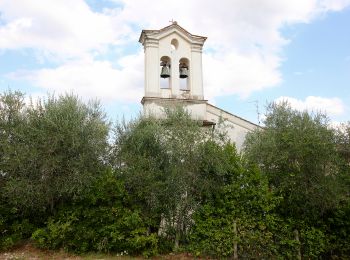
<box><xmin>141</xmin><ymin>96</ymin><xmax>208</xmax><ymax>105</ymax></box>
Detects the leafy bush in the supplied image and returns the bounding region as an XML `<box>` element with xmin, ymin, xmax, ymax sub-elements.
<box><xmin>300</xmin><ymin>226</ymin><xmax>327</xmax><ymax>258</ymax></box>
<box><xmin>0</xmin><ymin>201</ymin><xmax>36</xmax><ymax>250</ymax></box>
<box><xmin>325</xmin><ymin>200</ymin><xmax>350</xmax><ymax>258</ymax></box>
<box><xmin>0</xmin><ymin>217</ymin><xmax>36</xmax><ymax>250</ymax></box>
<box><xmin>0</xmin><ymin>92</ymin><xmax>109</xmax><ymax>215</ymax></box>
<box><xmin>0</xmin><ymin>192</ymin><xmax>38</xmax><ymax>250</ymax></box>
<box><xmin>1</xmin><ymin>92</ymin><xmax>350</xmax><ymax>258</ymax></box>
<box><xmin>112</xmin><ymin>108</ymin><xmax>213</xmax><ymax>249</ymax></box>
<box><xmin>244</xmin><ymin>102</ymin><xmax>345</xmax><ymax>222</ymax></box>
<box><xmin>188</xmin><ymin>144</ymin><xmax>281</xmax><ymax>258</ymax></box>
<box><xmin>31</xmin><ymin>169</ymin><xmax>158</xmax><ymax>256</ymax></box>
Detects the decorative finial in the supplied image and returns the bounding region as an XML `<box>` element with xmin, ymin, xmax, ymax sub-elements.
<box><xmin>169</xmin><ymin>19</ymin><xmax>177</xmax><ymax>25</ymax></box>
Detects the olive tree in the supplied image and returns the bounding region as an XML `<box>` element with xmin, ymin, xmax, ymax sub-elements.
<box><xmin>0</xmin><ymin>92</ymin><xmax>109</xmax><ymax>214</ymax></box>
<box><xmin>244</xmin><ymin>101</ymin><xmax>345</xmax><ymax>222</ymax></box>
<box><xmin>112</xmin><ymin>107</ymin><xmax>216</xmax><ymax>249</ymax></box>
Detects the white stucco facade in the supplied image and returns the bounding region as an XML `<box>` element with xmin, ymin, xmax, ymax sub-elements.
<box><xmin>139</xmin><ymin>22</ymin><xmax>259</xmax><ymax>150</ymax></box>
<box><xmin>206</xmin><ymin>103</ymin><xmax>257</xmax><ymax>150</ymax></box>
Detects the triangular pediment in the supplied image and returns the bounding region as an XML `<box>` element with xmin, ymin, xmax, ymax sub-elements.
<box><xmin>139</xmin><ymin>22</ymin><xmax>206</xmax><ymax>45</ymax></box>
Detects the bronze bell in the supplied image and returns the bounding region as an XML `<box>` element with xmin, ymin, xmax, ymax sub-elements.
<box><xmin>179</xmin><ymin>66</ymin><xmax>188</xmax><ymax>78</ymax></box>
<box><xmin>160</xmin><ymin>64</ymin><xmax>170</xmax><ymax>78</ymax></box>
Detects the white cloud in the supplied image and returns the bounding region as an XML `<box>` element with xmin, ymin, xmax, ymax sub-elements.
<box><xmin>108</xmin><ymin>0</ymin><xmax>350</xmax><ymax>101</ymax></box>
<box><xmin>275</xmin><ymin>96</ymin><xmax>346</xmax><ymax>116</ymax></box>
<box><xmin>8</xmin><ymin>52</ymin><xmax>144</xmax><ymax>103</ymax></box>
<box><xmin>203</xmin><ymin>51</ymin><xmax>282</xmax><ymax>100</ymax></box>
<box><xmin>112</xmin><ymin>0</ymin><xmax>350</xmax><ymax>101</ymax></box>
<box><xmin>0</xmin><ymin>0</ymin><xmax>131</xmax><ymax>60</ymax></box>
<box><xmin>320</xmin><ymin>0</ymin><xmax>350</xmax><ymax>11</ymax></box>
<box><xmin>1</xmin><ymin>0</ymin><xmax>350</xmax><ymax>102</ymax></box>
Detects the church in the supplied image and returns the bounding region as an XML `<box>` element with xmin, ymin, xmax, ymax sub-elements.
<box><xmin>139</xmin><ymin>22</ymin><xmax>258</xmax><ymax>150</ymax></box>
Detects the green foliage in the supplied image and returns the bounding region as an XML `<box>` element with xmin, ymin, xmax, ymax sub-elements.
<box><xmin>31</xmin><ymin>169</ymin><xmax>158</xmax><ymax>256</ymax></box>
<box><xmin>0</xmin><ymin>91</ymin><xmax>110</xmax><ymax>250</ymax></box>
<box><xmin>0</xmin><ymin>91</ymin><xmax>109</xmax><ymax>214</ymax></box>
<box><xmin>112</xmin><ymin>107</ymin><xmax>211</xmax><ymax>249</ymax></box>
<box><xmin>189</xmin><ymin>145</ymin><xmax>281</xmax><ymax>258</ymax></box>
<box><xmin>300</xmin><ymin>226</ymin><xmax>328</xmax><ymax>258</ymax></box>
<box><xmin>335</xmin><ymin>121</ymin><xmax>350</xmax><ymax>163</ymax></box>
<box><xmin>0</xmin><ymin>213</ymin><xmax>35</xmax><ymax>250</ymax></box>
<box><xmin>325</xmin><ymin>200</ymin><xmax>350</xmax><ymax>257</ymax></box>
<box><xmin>244</xmin><ymin>101</ymin><xmax>350</xmax><ymax>258</ymax></box>
<box><xmin>0</xmin><ymin>193</ymin><xmax>37</xmax><ymax>250</ymax></box>
<box><xmin>1</xmin><ymin>91</ymin><xmax>349</xmax><ymax>258</ymax></box>
<box><xmin>244</xmin><ymin>102</ymin><xmax>344</xmax><ymax>221</ymax></box>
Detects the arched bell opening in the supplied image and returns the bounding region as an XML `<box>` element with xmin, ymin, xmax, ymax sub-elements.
<box><xmin>160</xmin><ymin>56</ymin><xmax>171</xmax><ymax>89</ymax></box>
<box><xmin>179</xmin><ymin>58</ymin><xmax>189</xmax><ymax>91</ymax></box>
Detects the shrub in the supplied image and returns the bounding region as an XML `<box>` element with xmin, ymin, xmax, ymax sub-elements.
<box><xmin>31</xmin><ymin>169</ymin><xmax>158</xmax><ymax>256</ymax></box>
<box><xmin>188</xmin><ymin>145</ymin><xmax>281</xmax><ymax>258</ymax></box>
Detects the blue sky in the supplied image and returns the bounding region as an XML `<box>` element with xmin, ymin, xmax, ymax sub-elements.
<box><xmin>210</xmin><ymin>6</ymin><xmax>350</xmax><ymax>124</ymax></box>
<box><xmin>0</xmin><ymin>0</ymin><xmax>349</xmax><ymax>125</ymax></box>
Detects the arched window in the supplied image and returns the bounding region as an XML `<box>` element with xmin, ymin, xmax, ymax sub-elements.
<box><xmin>179</xmin><ymin>58</ymin><xmax>189</xmax><ymax>91</ymax></box>
<box><xmin>160</xmin><ymin>56</ymin><xmax>171</xmax><ymax>89</ymax></box>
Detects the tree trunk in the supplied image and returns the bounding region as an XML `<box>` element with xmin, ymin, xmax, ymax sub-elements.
<box><xmin>233</xmin><ymin>220</ymin><xmax>238</xmax><ymax>260</ymax></box>
<box><xmin>294</xmin><ymin>229</ymin><xmax>301</xmax><ymax>260</ymax></box>
<box><xmin>174</xmin><ymin>232</ymin><xmax>179</xmax><ymax>251</ymax></box>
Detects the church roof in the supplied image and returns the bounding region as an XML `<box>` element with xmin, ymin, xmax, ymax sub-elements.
<box><xmin>139</xmin><ymin>21</ymin><xmax>207</xmax><ymax>45</ymax></box>
<box><xmin>207</xmin><ymin>103</ymin><xmax>261</xmax><ymax>129</ymax></box>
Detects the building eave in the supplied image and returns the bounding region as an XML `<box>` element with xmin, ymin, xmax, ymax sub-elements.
<box><xmin>206</xmin><ymin>103</ymin><xmax>261</xmax><ymax>129</ymax></box>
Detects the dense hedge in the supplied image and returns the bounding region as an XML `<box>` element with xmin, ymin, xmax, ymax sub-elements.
<box><xmin>31</xmin><ymin>169</ymin><xmax>158</xmax><ymax>257</ymax></box>
<box><xmin>1</xmin><ymin>92</ymin><xmax>350</xmax><ymax>258</ymax></box>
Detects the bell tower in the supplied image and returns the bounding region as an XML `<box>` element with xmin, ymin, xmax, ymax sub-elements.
<box><xmin>139</xmin><ymin>22</ymin><xmax>208</xmax><ymax>120</ymax></box>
